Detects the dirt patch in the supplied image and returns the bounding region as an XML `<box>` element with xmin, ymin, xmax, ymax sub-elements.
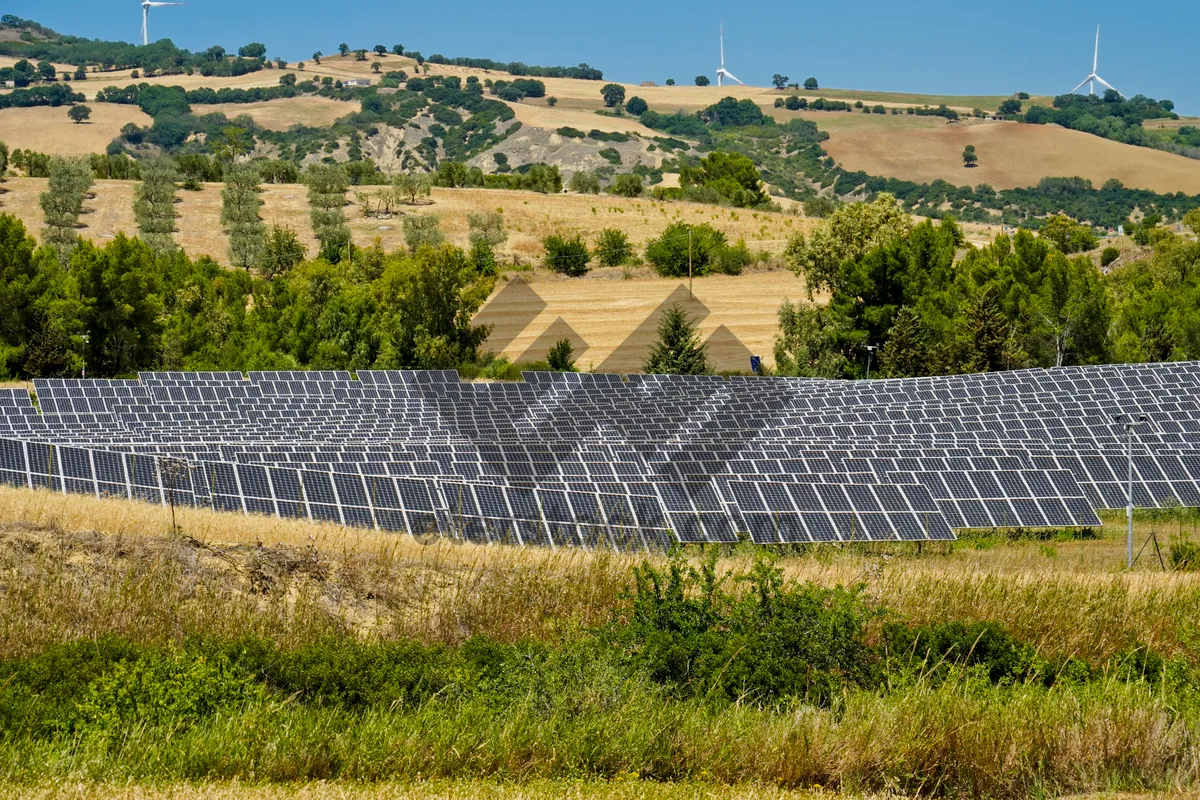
<box><xmin>0</xmin><ymin>103</ymin><xmax>152</xmax><ymax>155</ymax></box>
<box><xmin>192</xmin><ymin>97</ymin><xmax>354</xmax><ymax>131</ymax></box>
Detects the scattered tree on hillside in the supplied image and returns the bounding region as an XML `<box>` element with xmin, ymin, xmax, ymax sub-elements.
<box><xmin>645</xmin><ymin>304</ymin><xmax>710</xmax><ymax>375</ymax></box>
<box><xmin>467</xmin><ymin>211</ymin><xmax>507</xmax><ymax>249</ymax></box>
<box><xmin>354</xmin><ymin>49</ymin><xmax>368</xmax><ymax>62</ymax></box>
<box><xmin>547</xmin><ymin>338</ymin><xmax>577</xmax><ymax>372</ymax></box>
<box><xmin>312</xmin><ymin>51</ymin><xmax>322</xmax><ymax>64</ymax></box>
<box><xmin>66</xmin><ymin>105</ymin><xmax>91</xmax><ymax>124</ymax></box>
<box><xmin>610</xmin><ymin>173</ymin><xmax>643</xmax><ymax>197</ymax></box>
<box><xmin>772</xmin><ymin>74</ymin><xmax>789</xmax><ymax>90</ymax></box>
<box><xmin>259</xmin><ymin>224</ymin><xmax>307</xmax><ymax>280</ymax></box>
<box><xmin>998</xmin><ymin>98</ymin><xmax>1021</xmax><ymax>115</ymax></box>
<box><xmin>39</xmin><ymin>156</ymin><xmax>92</xmax><ymax>264</ymax></box>
<box><xmin>569</xmin><ymin>170</ymin><xmax>601</xmax><ymax>194</ymax></box>
<box><xmin>222</xmin><ymin>163</ymin><xmax>266</xmax><ymax>270</ymax></box>
<box><xmin>393</xmin><ymin>44</ymin><xmax>404</xmax><ymax>56</ymax></box>
<box><xmin>1039</xmin><ymin>213</ymin><xmax>1099</xmax><ymax>254</ymax></box>
<box><xmin>372</xmin><ymin>61</ymin><xmax>382</xmax><ymax>73</ymax></box>
<box><xmin>238</xmin><ymin>43</ymin><xmax>267</xmax><ymax>59</ymax></box>
<box><xmin>962</xmin><ymin>144</ymin><xmax>978</xmax><ymax>167</ymax></box>
<box><xmin>403</xmin><ymin>214</ymin><xmax>445</xmax><ymax>251</ymax></box>
<box><xmin>37</xmin><ymin>61</ymin><xmax>55</xmax><ymax>81</ymax></box>
<box><xmin>804</xmin><ymin>77</ymin><xmax>818</xmax><ymax>90</ymax></box>
<box><xmin>601</xmin><ymin>83</ymin><xmax>626</xmax><ymax>108</ymax></box>
<box><xmin>546</xmin><ymin>96</ymin><xmax>557</xmax><ymax>106</ymax></box>
<box><xmin>338</xmin><ymin>43</ymin><xmax>350</xmax><ymax>56</ymax></box>
<box><xmin>665</xmin><ymin>78</ymin><xmax>676</xmax><ymax>86</ymax></box>
<box><xmin>304</xmin><ymin>164</ymin><xmax>351</xmax><ymax>263</ymax></box>
<box><xmin>373</xmin><ymin>45</ymin><xmax>387</xmax><ymax>56</ymax></box>
<box><xmin>394</xmin><ymin>171</ymin><xmax>432</xmax><ymax>205</ymax></box>
<box><xmin>73</xmin><ymin>65</ymin><xmax>86</xmax><ymax>81</ymax></box>
<box><xmin>695</xmin><ymin>75</ymin><xmax>710</xmax><ymax>86</ymax></box>
<box><xmin>133</xmin><ymin>157</ymin><xmax>179</xmax><ymax>256</ymax></box>
<box><xmin>626</xmin><ymin>96</ymin><xmax>647</xmax><ymax>116</ymax></box>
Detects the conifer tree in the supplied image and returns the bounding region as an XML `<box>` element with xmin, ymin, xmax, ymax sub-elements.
<box><xmin>644</xmin><ymin>304</ymin><xmax>711</xmax><ymax>375</ymax></box>
<box><xmin>966</xmin><ymin>287</ymin><xmax>1008</xmax><ymax>372</ymax></box>
<box><xmin>39</xmin><ymin>157</ymin><xmax>92</xmax><ymax>264</ymax></box>
<box><xmin>879</xmin><ymin>307</ymin><xmax>928</xmax><ymax>378</ymax></box>
<box><xmin>133</xmin><ymin>157</ymin><xmax>178</xmax><ymax>256</ymax></box>
<box><xmin>222</xmin><ymin>163</ymin><xmax>266</xmax><ymax>270</ymax></box>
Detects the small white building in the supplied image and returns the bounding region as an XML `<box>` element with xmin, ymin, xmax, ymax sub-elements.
<box><xmin>344</xmin><ymin>78</ymin><xmax>372</xmax><ymax>87</ymax></box>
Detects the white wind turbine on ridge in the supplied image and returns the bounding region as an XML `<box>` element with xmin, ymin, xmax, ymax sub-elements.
<box><xmin>715</xmin><ymin>24</ymin><xmax>744</xmax><ymax>87</ymax></box>
<box><xmin>1069</xmin><ymin>25</ymin><xmax>1123</xmax><ymax>98</ymax></box>
<box><xmin>141</xmin><ymin>0</ymin><xmax>186</xmax><ymax>47</ymax></box>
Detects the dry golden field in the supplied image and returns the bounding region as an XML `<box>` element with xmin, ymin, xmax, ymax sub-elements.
<box><xmin>191</xmin><ymin>96</ymin><xmax>353</xmax><ymax>130</ymax></box>
<box><xmin>823</xmin><ymin>118</ymin><xmax>1200</xmax><ymax>194</ymax></box>
<box><xmin>0</xmin><ymin>177</ymin><xmax>812</xmax><ymax>260</ymax></box>
<box><xmin>0</xmin><ymin>103</ymin><xmax>152</xmax><ymax>155</ymax></box>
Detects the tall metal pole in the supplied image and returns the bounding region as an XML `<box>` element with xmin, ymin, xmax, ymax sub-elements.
<box><xmin>688</xmin><ymin>228</ymin><xmax>693</xmax><ymax>300</ymax></box>
<box><xmin>1127</xmin><ymin>421</ymin><xmax>1133</xmax><ymax>569</ymax></box>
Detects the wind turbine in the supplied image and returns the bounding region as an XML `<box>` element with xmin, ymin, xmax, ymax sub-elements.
<box><xmin>1069</xmin><ymin>25</ymin><xmax>1123</xmax><ymax>98</ymax></box>
<box><xmin>141</xmin><ymin>0</ymin><xmax>185</xmax><ymax>47</ymax></box>
<box><xmin>715</xmin><ymin>24</ymin><xmax>743</xmax><ymax>87</ymax></box>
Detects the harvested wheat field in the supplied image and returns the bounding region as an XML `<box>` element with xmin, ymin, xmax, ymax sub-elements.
<box><xmin>824</xmin><ymin>118</ymin><xmax>1200</xmax><ymax>194</ymax></box>
<box><xmin>191</xmin><ymin>96</ymin><xmax>354</xmax><ymax>131</ymax></box>
<box><xmin>477</xmin><ymin>270</ymin><xmax>808</xmax><ymax>372</ymax></box>
<box><xmin>0</xmin><ymin>103</ymin><xmax>152</xmax><ymax>155</ymax></box>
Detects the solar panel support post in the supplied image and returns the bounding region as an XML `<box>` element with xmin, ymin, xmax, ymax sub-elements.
<box><xmin>1116</xmin><ymin>414</ymin><xmax>1147</xmax><ymax>569</ymax></box>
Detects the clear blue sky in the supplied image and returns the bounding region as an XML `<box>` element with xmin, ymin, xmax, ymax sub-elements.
<box><xmin>13</xmin><ymin>0</ymin><xmax>1200</xmax><ymax>114</ymax></box>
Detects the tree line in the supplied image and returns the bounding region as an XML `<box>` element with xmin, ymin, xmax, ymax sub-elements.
<box><xmin>775</xmin><ymin>194</ymin><xmax>1200</xmax><ymax>377</ymax></box>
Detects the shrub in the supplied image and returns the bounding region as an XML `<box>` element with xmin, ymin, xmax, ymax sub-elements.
<box><xmin>644</xmin><ymin>221</ymin><xmax>728</xmax><ymax>278</ymax></box>
<box><xmin>546</xmin><ymin>338</ymin><xmax>576</xmax><ymax>371</ymax></box>
<box><xmin>595</xmin><ymin>228</ymin><xmax>632</xmax><ymax>266</ymax></box>
<box><xmin>568</xmin><ymin>170</ymin><xmax>601</xmax><ymax>194</ymax></box>
<box><xmin>598</xmin><ymin>147</ymin><xmax>622</xmax><ymax>165</ymax></box>
<box><xmin>556</xmin><ymin>126</ymin><xmax>586</xmax><ymax>138</ymax></box>
<box><xmin>625</xmin><ymin>96</ymin><xmax>648</xmax><ymax>116</ymax></box>
<box><xmin>403</xmin><ymin>214</ymin><xmax>444</xmax><ymax>250</ymax></box>
<box><xmin>1100</xmin><ymin>246</ymin><xmax>1121</xmax><ymax>268</ymax></box>
<box><xmin>542</xmin><ymin>233</ymin><xmax>590</xmax><ymax>276</ymax></box>
<box><xmin>1170</xmin><ymin>536</ymin><xmax>1200</xmax><ymax>571</ymax></box>
<box><xmin>609</xmin><ymin>173</ymin><xmax>643</xmax><ymax>197</ymax></box>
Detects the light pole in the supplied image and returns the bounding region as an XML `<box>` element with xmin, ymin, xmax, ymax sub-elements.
<box><xmin>1114</xmin><ymin>413</ymin><xmax>1147</xmax><ymax>569</ymax></box>
<box><xmin>864</xmin><ymin>344</ymin><xmax>878</xmax><ymax>380</ymax></box>
<box><xmin>81</xmin><ymin>334</ymin><xmax>89</xmax><ymax>379</ymax></box>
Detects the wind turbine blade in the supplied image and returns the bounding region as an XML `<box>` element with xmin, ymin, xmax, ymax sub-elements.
<box><xmin>1069</xmin><ymin>77</ymin><xmax>1091</xmax><ymax>94</ymax></box>
<box><xmin>720</xmin><ymin>24</ymin><xmax>725</xmax><ymax>68</ymax></box>
<box><xmin>1093</xmin><ymin>25</ymin><xmax>1099</xmax><ymax>73</ymax></box>
<box><xmin>724</xmin><ymin>71</ymin><xmax>744</xmax><ymax>86</ymax></box>
<box><xmin>1093</xmin><ymin>75</ymin><xmax>1123</xmax><ymax>97</ymax></box>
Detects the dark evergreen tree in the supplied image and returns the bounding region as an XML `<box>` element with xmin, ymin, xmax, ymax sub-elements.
<box><xmin>644</xmin><ymin>305</ymin><xmax>710</xmax><ymax>375</ymax></box>
<box><xmin>879</xmin><ymin>307</ymin><xmax>928</xmax><ymax>377</ymax></box>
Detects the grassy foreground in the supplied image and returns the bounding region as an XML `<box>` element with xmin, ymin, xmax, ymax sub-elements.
<box><xmin>3</xmin><ymin>486</ymin><xmax>1200</xmax><ymax>798</ymax></box>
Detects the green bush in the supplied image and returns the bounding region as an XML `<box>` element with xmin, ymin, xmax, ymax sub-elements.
<box><xmin>1100</xmin><ymin>246</ymin><xmax>1121</xmax><ymax>268</ymax></box>
<box><xmin>568</xmin><ymin>170</ymin><xmax>601</xmax><ymax>194</ymax></box>
<box><xmin>609</xmin><ymin>173</ymin><xmax>643</xmax><ymax>197</ymax></box>
<box><xmin>556</xmin><ymin>126</ymin><xmax>585</xmax><ymax>138</ymax></box>
<box><xmin>1170</xmin><ymin>536</ymin><xmax>1200</xmax><ymax>571</ymax></box>
<box><xmin>542</xmin><ymin>233</ymin><xmax>590</xmax><ymax>276</ymax></box>
<box><xmin>598</xmin><ymin>147</ymin><xmax>622</xmax><ymax>165</ymax></box>
<box><xmin>595</xmin><ymin>227</ymin><xmax>632</xmax><ymax>266</ymax></box>
<box><xmin>644</xmin><ymin>222</ymin><xmax>729</xmax><ymax>278</ymax></box>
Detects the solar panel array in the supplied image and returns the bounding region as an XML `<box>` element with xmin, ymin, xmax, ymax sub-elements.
<box><xmin>3</xmin><ymin>361</ymin><xmax>1200</xmax><ymax>549</ymax></box>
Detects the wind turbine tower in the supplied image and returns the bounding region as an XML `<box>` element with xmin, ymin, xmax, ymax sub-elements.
<box><xmin>1069</xmin><ymin>25</ymin><xmax>1124</xmax><ymax>98</ymax></box>
<box><xmin>715</xmin><ymin>24</ymin><xmax>744</xmax><ymax>87</ymax></box>
<box><xmin>141</xmin><ymin>0</ymin><xmax>186</xmax><ymax>47</ymax></box>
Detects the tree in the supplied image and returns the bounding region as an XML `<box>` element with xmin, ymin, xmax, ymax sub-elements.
<box><xmin>355</xmin><ymin>49</ymin><xmax>368</xmax><ymax>62</ymax></box>
<box><xmin>403</xmin><ymin>214</ymin><xmax>444</xmax><ymax>251</ymax></box>
<box><xmin>694</xmin><ymin>75</ymin><xmax>710</xmax><ymax>87</ymax></box>
<box><xmin>372</xmin><ymin>61</ymin><xmax>382</xmax><ymax>74</ymax></box>
<box><xmin>665</xmin><ymin>78</ymin><xmax>675</xmax><ymax>86</ymax></box>
<box><xmin>569</xmin><ymin>170</ymin><xmax>601</xmax><ymax>194</ymax></box>
<box><xmin>37</xmin><ymin>61</ymin><xmax>55</xmax><ymax>81</ymax></box>
<box><xmin>394</xmin><ymin>171</ymin><xmax>432</xmax><ymax>204</ymax></box>
<box><xmin>547</xmin><ymin>338</ymin><xmax>577</xmax><ymax>372</ymax></box>
<box><xmin>73</xmin><ymin>65</ymin><xmax>86</xmax><ymax>81</ymax></box>
<box><xmin>773</xmin><ymin>300</ymin><xmax>846</xmax><ymax>377</ymax></box>
<box><xmin>965</xmin><ymin>287</ymin><xmax>1009</xmax><ymax>372</ymax></box>
<box><xmin>259</xmin><ymin>224</ymin><xmax>307</xmax><ymax>280</ymax></box>
<box><xmin>238</xmin><ymin>42</ymin><xmax>267</xmax><ymax>59</ymax></box>
<box><xmin>626</xmin><ymin>96</ymin><xmax>648</xmax><ymax>116</ymax></box>
<box><xmin>133</xmin><ymin>157</ymin><xmax>178</xmax><ymax>256</ymax></box>
<box><xmin>312</xmin><ymin>51</ymin><xmax>322</xmax><ymax>64</ymax></box>
<box><xmin>467</xmin><ymin>211</ymin><xmax>507</xmax><ymax>248</ymax></box>
<box><xmin>998</xmin><ymin>98</ymin><xmax>1021</xmax><ymax>115</ymax></box>
<box><xmin>73</xmin><ymin>235</ymin><xmax>164</xmax><ymax>377</ymax></box>
<box><xmin>595</xmin><ymin>228</ymin><xmax>632</xmax><ymax>267</ymax></box>
<box><xmin>304</xmin><ymin>164</ymin><xmax>351</xmax><ymax>262</ymax></box>
<box><xmin>338</xmin><ymin>43</ymin><xmax>350</xmax><ymax>56</ymax></box>
<box><xmin>962</xmin><ymin>144</ymin><xmax>977</xmax><ymax>167</ymax></box>
<box><xmin>784</xmin><ymin>193</ymin><xmax>912</xmax><ymax>295</ymax></box>
<box><xmin>644</xmin><ymin>222</ymin><xmax>731</xmax><ymax>278</ymax></box>
<box><xmin>1040</xmin><ymin>214</ymin><xmax>1099</xmax><ymax>254</ymax></box>
<box><xmin>804</xmin><ymin>77</ymin><xmax>818</xmax><ymax>90</ymax></box>
<box><xmin>546</xmin><ymin>96</ymin><xmax>558</xmax><ymax>107</ymax></box>
<box><xmin>610</xmin><ymin>173</ymin><xmax>643</xmax><ymax>197</ymax></box>
<box><xmin>680</xmin><ymin>150</ymin><xmax>765</xmax><ymax>207</ymax></box>
<box><xmin>373</xmin><ymin>45</ymin><xmax>387</xmax><ymax>56</ymax></box>
<box><xmin>39</xmin><ymin>156</ymin><xmax>92</xmax><ymax>264</ymax></box>
<box><xmin>434</xmin><ymin>161</ymin><xmax>469</xmax><ymax>188</ymax></box>
<box><xmin>600</xmin><ymin>83</ymin><xmax>626</xmax><ymax>108</ymax></box>
<box><xmin>221</xmin><ymin>164</ymin><xmax>266</xmax><ymax>270</ymax></box>
<box><xmin>1033</xmin><ymin>252</ymin><xmax>1110</xmax><ymax>367</ymax></box>
<box><xmin>878</xmin><ymin>307</ymin><xmax>928</xmax><ymax>377</ymax></box>
<box><xmin>393</xmin><ymin>44</ymin><xmax>404</xmax><ymax>56</ymax></box>
<box><xmin>67</xmin><ymin>105</ymin><xmax>91</xmax><ymax>124</ymax></box>
<box><xmin>771</xmin><ymin>74</ymin><xmax>789</xmax><ymax>90</ymax></box>
<box><xmin>644</xmin><ymin>304</ymin><xmax>710</xmax><ymax>375</ymax></box>
<box><xmin>543</xmin><ymin>233</ymin><xmax>590</xmax><ymax>276</ymax></box>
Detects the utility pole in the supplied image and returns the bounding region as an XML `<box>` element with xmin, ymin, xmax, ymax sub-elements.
<box><xmin>81</xmin><ymin>334</ymin><xmax>89</xmax><ymax>378</ymax></box>
<box><xmin>864</xmin><ymin>344</ymin><xmax>877</xmax><ymax>379</ymax></box>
